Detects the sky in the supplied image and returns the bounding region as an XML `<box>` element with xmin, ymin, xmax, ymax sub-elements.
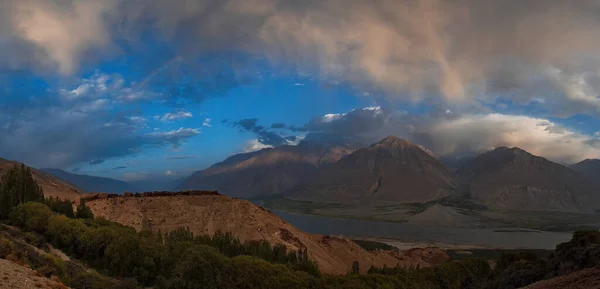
<box><xmin>1</xmin><ymin>0</ymin><xmax>600</xmax><ymax>183</ymax></box>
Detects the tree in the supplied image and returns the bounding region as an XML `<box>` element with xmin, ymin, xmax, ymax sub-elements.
<box><xmin>76</xmin><ymin>199</ymin><xmax>94</xmax><ymax>219</ymax></box>
<box><xmin>0</xmin><ymin>164</ymin><xmax>44</xmax><ymax>218</ymax></box>
<box><xmin>351</xmin><ymin>261</ymin><xmax>360</xmax><ymax>275</ymax></box>
<box><xmin>46</xmin><ymin>197</ymin><xmax>75</xmax><ymax>218</ymax></box>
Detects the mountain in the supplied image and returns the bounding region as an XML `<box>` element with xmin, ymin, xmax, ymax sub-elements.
<box><xmin>457</xmin><ymin>147</ymin><xmax>600</xmax><ymax>212</ymax></box>
<box><xmin>177</xmin><ymin>141</ymin><xmax>357</xmax><ymax>199</ymax></box>
<box><xmin>571</xmin><ymin>159</ymin><xmax>600</xmax><ymax>178</ymax></box>
<box><xmin>41</xmin><ymin>168</ymin><xmax>136</xmax><ymax>194</ymax></box>
<box><xmin>287</xmin><ymin>136</ymin><xmax>456</xmax><ymax>204</ymax></box>
<box><xmin>84</xmin><ymin>192</ymin><xmax>449</xmax><ymax>275</ymax></box>
<box><xmin>0</xmin><ymin>158</ymin><xmax>82</xmax><ymax>200</ymax></box>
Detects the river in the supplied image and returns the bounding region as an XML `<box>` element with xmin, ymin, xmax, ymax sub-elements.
<box><xmin>273</xmin><ymin>210</ymin><xmax>572</xmax><ymax>249</ymax></box>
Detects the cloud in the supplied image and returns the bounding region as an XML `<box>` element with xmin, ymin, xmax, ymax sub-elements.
<box><xmin>244</xmin><ymin>139</ymin><xmax>273</xmax><ymax>153</ymax></box>
<box><xmin>165</xmin><ymin>155</ymin><xmax>196</xmax><ymax>160</ymax></box>
<box><xmin>3</xmin><ymin>0</ymin><xmax>600</xmax><ymax>115</ymax></box>
<box><xmin>155</xmin><ymin>111</ymin><xmax>193</xmax><ymax>122</ymax></box>
<box><xmin>112</xmin><ymin>166</ymin><xmax>127</xmax><ymax>170</ymax></box>
<box><xmin>227</xmin><ymin>118</ymin><xmax>291</xmax><ymax>146</ymax></box>
<box><xmin>88</xmin><ymin>159</ymin><xmax>104</xmax><ymax>165</ymax></box>
<box><xmin>300</xmin><ymin>106</ymin><xmax>600</xmax><ymax>163</ymax></box>
<box><xmin>202</xmin><ymin>118</ymin><xmax>212</xmax><ymax>127</ymax></box>
<box><xmin>146</xmin><ymin>127</ymin><xmax>201</xmax><ymax>148</ymax></box>
<box><xmin>270</xmin><ymin>123</ymin><xmax>287</xmax><ymax>129</ymax></box>
<box><xmin>165</xmin><ymin>170</ymin><xmax>175</xmax><ymax>176</ymax></box>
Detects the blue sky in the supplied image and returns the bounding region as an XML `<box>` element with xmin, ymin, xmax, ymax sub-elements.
<box><xmin>1</xmin><ymin>0</ymin><xmax>600</xmax><ymax>183</ymax></box>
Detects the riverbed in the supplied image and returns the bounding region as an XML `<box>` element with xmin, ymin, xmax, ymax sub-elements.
<box><xmin>274</xmin><ymin>210</ymin><xmax>572</xmax><ymax>249</ymax></box>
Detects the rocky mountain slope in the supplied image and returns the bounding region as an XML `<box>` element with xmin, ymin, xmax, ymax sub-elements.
<box><xmin>571</xmin><ymin>159</ymin><xmax>600</xmax><ymax>178</ymax></box>
<box><xmin>0</xmin><ymin>158</ymin><xmax>81</xmax><ymax>201</ymax></box>
<box><xmin>457</xmin><ymin>147</ymin><xmax>599</xmax><ymax>213</ymax></box>
<box><xmin>287</xmin><ymin>136</ymin><xmax>456</xmax><ymax>204</ymax></box>
<box><xmin>0</xmin><ymin>259</ymin><xmax>68</xmax><ymax>289</ymax></box>
<box><xmin>85</xmin><ymin>193</ymin><xmax>449</xmax><ymax>275</ymax></box>
<box><xmin>177</xmin><ymin>142</ymin><xmax>356</xmax><ymax>199</ymax></box>
<box><xmin>41</xmin><ymin>168</ymin><xmax>136</xmax><ymax>194</ymax></box>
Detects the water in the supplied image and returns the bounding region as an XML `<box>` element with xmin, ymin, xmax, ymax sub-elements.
<box><xmin>274</xmin><ymin>211</ymin><xmax>572</xmax><ymax>249</ymax></box>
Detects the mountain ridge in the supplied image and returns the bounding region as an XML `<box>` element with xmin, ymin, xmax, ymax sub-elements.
<box><xmin>287</xmin><ymin>136</ymin><xmax>456</xmax><ymax>204</ymax></box>
<box><xmin>457</xmin><ymin>146</ymin><xmax>599</xmax><ymax>212</ymax></box>
<box><xmin>41</xmin><ymin>168</ymin><xmax>137</xmax><ymax>194</ymax></box>
<box><xmin>0</xmin><ymin>158</ymin><xmax>82</xmax><ymax>200</ymax></box>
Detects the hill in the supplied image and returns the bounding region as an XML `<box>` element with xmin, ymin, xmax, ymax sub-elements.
<box><xmin>457</xmin><ymin>147</ymin><xmax>599</xmax><ymax>213</ymax></box>
<box><xmin>177</xmin><ymin>142</ymin><xmax>356</xmax><ymax>199</ymax></box>
<box><xmin>287</xmin><ymin>136</ymin><xmax>456</xmax><ymax>204</ymax></box>
<box><xmin>84</xmin><ymin>193</ymin><xmax>449</xmax><ymax>275</ymax></box>
<box><xmin>571</xmin><ymin>159</ymin><xmax>600</xmax><ymax>178</ymax></box>
<box><xmin>0</xmin><ymin>158</ymin><xmax>81</xmax><ymax>201</ymax></box>
<box><xmin>41</xmin><ymin>168</ymin><xmax>136</xmax><ymax>194</ymax></box>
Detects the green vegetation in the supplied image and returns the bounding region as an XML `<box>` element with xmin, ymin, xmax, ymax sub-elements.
<box><xmin>46</xmin><ymin>196</ymin><xmax>75</xmax><ymax>218</ymax></box>
<box><xmin>75</xmin><ymin>199</ymin><xmax>94</xmax><ymax>219</ymax></box>
<box><xmin>0</xmin><ymin>163</ymin><xmax>44</xmax><ymax>217</ymax></box>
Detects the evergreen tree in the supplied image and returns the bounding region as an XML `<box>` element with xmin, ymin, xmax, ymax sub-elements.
<box><xmin>76</xmin><ymin>199</ymin><xmax>94</xmax><ymax>219</ymax></box>
<box><xmin>351</xmin><ymin>260</ymin><xmax>360</xmax><ymax>275</ymax></box>
<box><xmin>0</xmin><ymin>164</ymin><xmax>44</xmax><ymax>218</ymax></box>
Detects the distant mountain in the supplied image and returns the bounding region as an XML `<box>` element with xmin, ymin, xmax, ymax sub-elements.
<box><xmin>41</xmin><ymin>168</ymin><xmax>136</xmax><ymax>194</ymax></box>
<box><xmin>571</xmin><ymin>159</ymin><xmax>600</xmax><ymax>178</ymax></box>
<box><xmin>287</xmin><ymin>136</ymin><xmax>456</xmax><ymax>204</ymax></box>
<box><xmin>438</xmin><ymin>155</ymin><xmax>476</xmax><ymax>172</ymax></box>
<box><xmin>0</xmin><ymin>158</ymin><xmax>82</xmax><ymax>200</ymax></box>
<box><xmin>177</xmin><ymin>141</ymin><xmax>357</xmax><ymax>199</ymax></box>
<box><xmin>457</xmin><ymin>147</ymin><xmax>600</xmax><ymax>213</ymax></box>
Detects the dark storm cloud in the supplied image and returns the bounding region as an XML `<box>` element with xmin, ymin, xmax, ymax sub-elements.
<box><xmin>270</xmin><ymin>123</ymin><xmax>287</xmax><ymax>129</ymax></box>
<box><xmin>3</xmin><ymin>0</ymin><xmax>600</xmax><ymax>115</ymax></box>
<box><xmin>227</xmin><ymin>118</ymin><xmax>290</xmax><ymax>147</ymax></box>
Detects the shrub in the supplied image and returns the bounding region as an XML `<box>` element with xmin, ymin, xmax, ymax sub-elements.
<box><xmin>0</xmin><ymin>236</ymin><xmax>13</xmax><ymax>258</ymax></box>
<box><xmin>9</xmin><ymin>202</ymin><xmax>53</xmax><ymax>233</ymax></box>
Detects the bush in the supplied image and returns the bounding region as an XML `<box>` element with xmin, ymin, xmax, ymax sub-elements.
<box><xmin>0</xmin><ymin>236</ymin><xmax>13</xmax><ymax>258</ymax></box>
<box><xmin>9</xmin><ymin>202</ymin><xmax>53</xmax><ymax>233</ymax></box>
<box><xmin>46</xmin><ymin>197</ymin><xmax>75</xmax><ymax>218</ymax></box>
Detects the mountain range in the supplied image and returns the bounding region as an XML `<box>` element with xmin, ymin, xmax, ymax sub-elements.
<box><xmin>177</xmin><ymin>141</ymin><xmax>358</xmax><ymax>199</ymax></box>
<box><xmin>457</xmin><ymin>147</ymin><xmax>600</xmax><ymax>213</ymax></box>
<box><xmin>5</xmin><ymin>135</ymin><xmax>599</xmax><ymax>214</ymax></box>
<box><xmin>179</xmin><ymin>136</ymin><xmax>600</xmax><ymax>213</ymax></box>
<box><xmin>40</xmin><ymin>168</ymin><xmax>137</xmax><ymax>194</ymax></box>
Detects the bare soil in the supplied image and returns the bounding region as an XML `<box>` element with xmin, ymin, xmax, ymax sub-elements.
<box><xmin>0</xmin><ymin>259</ymin><xmax>68</xmax><ymax>289</ymax></box>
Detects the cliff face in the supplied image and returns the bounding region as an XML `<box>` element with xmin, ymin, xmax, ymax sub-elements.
<box><xmin>86</xmin><ymin>194</ymin><xmax>449</xmax><ymax>275</ymax></box>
